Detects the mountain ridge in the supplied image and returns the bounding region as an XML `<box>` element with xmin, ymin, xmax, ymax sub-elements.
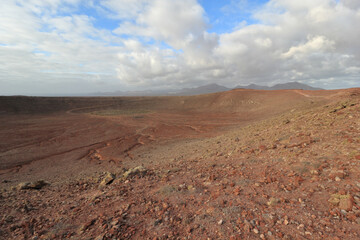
<box><xmin>88</xmin><ymin>82</ymin><xmax>321</xmax><ymax>97</ymax></box>
<box><xmin>234</xmin><ymin>82</ymin><xmax>323</xmax><ymax>91</ymax></box>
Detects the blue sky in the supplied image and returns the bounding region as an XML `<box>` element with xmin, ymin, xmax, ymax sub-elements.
<box><xmin>200</xmin><ymin>0</ymin><xmax>270</xmax><ymax>33</ymax></box>
<box><xmin>0</xmin><ymin>0</ymin><xmax>359</xmax><ymax>95</ymax></box>
<box><xmin>75</xmin><ymin>1</ymin><xmax>271</xmax><ymax>34</ymax></box>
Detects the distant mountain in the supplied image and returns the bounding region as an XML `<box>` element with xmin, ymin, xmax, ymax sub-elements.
<box><xmin>234</xmin><ymin>82</ymin><xmax>322</xmax><ymax>90</ymax></box>
<box><xmin>89</xmin><ymin>83</ymin><xmax>230</xmax><ymax>97</ymax></box>
<box><xmin>173</xmin><ymin>83</ymin><xmax>230</xmax><ymax>96</ymax></box>
<box><xmin>88</xmin><ymin>89</ymin><xmax>170</xmax><ymax>97</ymax></box>
<box><xmin>88</xmin><ymin>82</ymin><xmax>321</xmax><ymax>97</ymax></box>
<box><xmin>272</xmin><ymin>82</ymin><xmax>323</xmax><ymax>90</ymax></box>
<box><xmin>235</xmin><ymin>83</ymin><xmax>271</xmax><ymax>90</ymax></box>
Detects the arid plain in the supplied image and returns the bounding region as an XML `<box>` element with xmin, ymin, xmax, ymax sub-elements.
<box><xmin>0</xmin><ymin>88</ymin><xmax>359</xmax><ymax>239</ymax></box>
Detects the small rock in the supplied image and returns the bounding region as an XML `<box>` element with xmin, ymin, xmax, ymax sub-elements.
<box><xmin>123</xmin><ymin>166</ymin><xmax>147</xmax><ymax>179</ymax></box>
<box><xmin>78</xmin><ymin>219</ymin><xmax>96</xmax><ymax>233</ymax></box>
<box><xmin>17</xmin><ymin>180</ymin><xmax>48</xmax><ymax>190</ymax></box>
<box><xmin>218</xmin><ymin>219</ymin><xmax>223</xmax><ymax>225</ymax></box>
<box><xmin>17</xmin><ymin>182</ymin><xmax>30</xmax><ymax>190</ymax></box>
<box><xmin>243</xmin><ymin>220</ymin><xmax>252</xmax><ymax>232</ymax></box>
<box><xmin>328</xmin><ymin>194</ymin><xmax>353</xmax><ymax>211</ymax></box>
<box><xmin>267</xmin><ymin>197</ymin><xmax>280</xmax><ymax>206</ymax></box>
<box><xmin>335</xmin><ymin>176</ymin><xmax>341</xmax><ymax>182</ymax></box>
<box><xmin>328</xmin><ymin>194</ymin><xmax>341</xmax><ymax>206</ymax></box>
<box><xmin>153</xmin><ymin>219</ymin><xmax>162</xmax><ymax>226</ymax></box>
<box><xmin>253</xmin><ymin>228</ymin><xmax>259</xmax><ymax>234</ymax></box>
<box><xmin>329</xmin><ymin>169</ymin><xmax>345</xmax><ymax>180</ymax></box>
<box><xmin>339</xmin><ymin>195</ymin><xmax>353</xmax><ymax>211</ymax></box>
<box><xmin>99</xmin><ymin>172</ymin><xmax>115</xmax><ymax>186</ymax></box>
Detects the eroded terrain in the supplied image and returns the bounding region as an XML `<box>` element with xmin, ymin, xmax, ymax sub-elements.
<box><xmin>0</xmin><ymin>88</ymin><xmax>359</xmax><ymax>239</ymax></box>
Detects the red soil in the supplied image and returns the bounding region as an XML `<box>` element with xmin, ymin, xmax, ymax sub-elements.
<box><xmin>0</xmin><ymin>88</ymin><xmax>359</xmax><ymax>239</ymax></box>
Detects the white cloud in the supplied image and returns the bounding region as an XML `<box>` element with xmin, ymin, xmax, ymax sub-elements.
<box><xmin>340</xmin><ymin>0</ymin><xmax>360</xmax><ymax>9</ymax></box>
<box><xmin>210</xmin><ymin>0</ymin><xmax>360</xmax><ymax>86</ymax></box>
<box><xmin>281</xmin><ymin>36</ymin><xmax>335</xmax><ymax>59</ymax></box>
<box><xmin>116</xmin><ymin>40</ymin><xmax>180</xmax><ymax>84</ymax></box>
<box><xmin>0</xmin><ymin>0</ymin><xmax>124</xmax><ymax>95</ymax></box>
<box><xmin>139</xmin><ymin>0</ymin><xmax>207</xmax><ymax>48</ymax></box>
<box><xmin>0</xmin><ymin>0</ymin><xmax>359</xmax><ymax>95</ymax></box>
<box><xmin>113</xmin><ymin>0</ymin><xmax>220</xmax><ymax>85</ymax></box>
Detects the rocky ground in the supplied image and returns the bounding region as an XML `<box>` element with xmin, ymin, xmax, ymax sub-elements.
<box><xmin>0</xmin><ymin>89</ymin><xmax>359</xmax><ymax>239</ymax></box>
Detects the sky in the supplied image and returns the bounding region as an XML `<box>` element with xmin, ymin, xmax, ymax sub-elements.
<box><xmin>0</xmin><ymin>0</ymin><xmax>360</xmax><ymax>95</ymax></box>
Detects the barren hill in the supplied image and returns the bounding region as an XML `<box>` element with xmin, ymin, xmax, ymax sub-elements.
<box><xmin>0</xmin><ymin>88</ymin><xmax>339</xmax><ymax>115</ymax></box>
<box><xmin>0</xmin><ymin>88</ymin><xmax>359</xmax><ymax>239</ymax></box>
<box><xmin>234</xmin><ymin>81</ymin><xmax>323</xmax><ymax>90</ymax></box>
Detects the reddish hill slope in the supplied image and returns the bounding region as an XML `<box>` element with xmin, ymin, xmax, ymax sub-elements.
<box><xmin>0</xmin><ymin>88</ymin><xmax>359</xmax><ymax>239</ymax></box>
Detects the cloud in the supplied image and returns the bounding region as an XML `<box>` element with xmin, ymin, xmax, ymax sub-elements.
<box><xmin>0</xmin><ymin>0</ymin><xmax>359</xmax><ymax>95</ymax></box>
<box><xmin>116</xmin><ymin>39</ymin><xmax>180</xmax><ymax>85</ymax></box>
<box><xmin>0</xmin><ymin>3</ymin><xmax>127</xmax><ymax>95</ymax></box>
<box><xmin>113</xmin><ymin>0</ymin><xmax>214</xmax><ymax>54</ymax></box>
<box><xmin>210</xmin><ymin>0</ymin><xmax>360</xmax><ymax>86</ymax></box>
<box><xmin>281</xmin><ymin>36</ymin><xmax>335</xmax><ymax>59</ymax></box>
<box><xmin>113</xmin><ymin>0</ymin><xmax>359</xmax><ymax>88</ymax></box>
<box><xmin>342</xmin><ymin>0</ymin><xmax>360</xmax><ymax>9</ymax></box>
<box><xmin>113</xmin><ymin>0</ymin><xmax>220</xmax><ymax>86</ymax></box>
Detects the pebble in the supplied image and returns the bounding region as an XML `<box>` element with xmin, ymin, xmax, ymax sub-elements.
<box><xmin>297</xmin><ymin>224</ymin><xmax>304</xmax><ymax>229</ymax></box>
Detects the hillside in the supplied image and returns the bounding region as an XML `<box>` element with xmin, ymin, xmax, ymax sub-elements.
<box><xmin>0</xmin><ymin>88</ymin><xmax>359</xmax><ymax>239</ymax></box>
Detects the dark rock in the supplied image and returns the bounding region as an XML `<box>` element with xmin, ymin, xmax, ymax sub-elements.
<box><xmin>17</xmin><ymin>180</ymin><xmax>49</xmax><ymax>190</ymax></box>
